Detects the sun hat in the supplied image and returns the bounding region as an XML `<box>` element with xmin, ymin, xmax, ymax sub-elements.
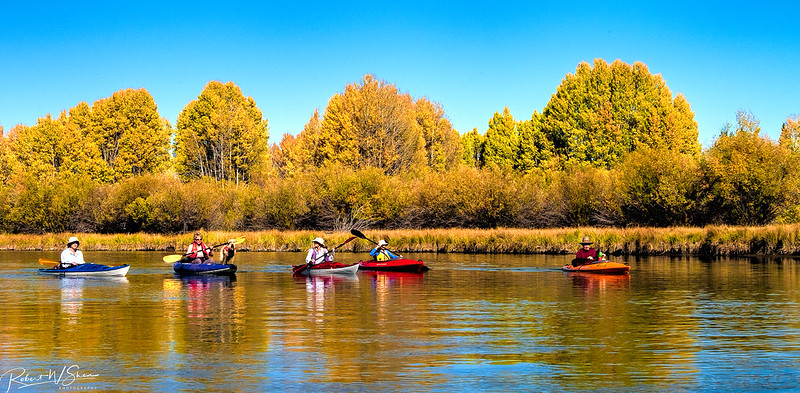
<box><xmin>313</xmin><ymin>237</ymin><xmax>325</xmax><ymax>246</ymax></box>
<box><xmin>579</xmin><ymin>236</ymin><xmax>593</xmax><ymax>245</ymax></box>
<box><xmin>67</xmin><ymin>236</ymin><xmax>80</xmax><ymax>246</ymax></box>
<box><xmin>377</xmin><ymin>240</ymin><xmax>389</xmax><ymax>247</ymax></box>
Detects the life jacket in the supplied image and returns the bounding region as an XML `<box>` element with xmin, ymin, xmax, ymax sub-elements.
<box><xmin>376</xmin><ymin>250</ymin><xmax>391</xmax><ymax>261</ymax></box>
<box><xmin>190</xmin><ymin>242</ymin><xmax>209</xmax><ymax>258</ymax></box>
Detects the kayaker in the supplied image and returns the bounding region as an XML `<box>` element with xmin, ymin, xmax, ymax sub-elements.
<box><xmin>306</xmin><ymin>237</ymin><xmax>333</xmax><ymax>266</ymax></box>
<box><xmin>186</xmin><ymin>232</ymin><xmax>215</xmax><ymax>264</ymax></box>
<box><xmin>60</xmin><ymin>236</ymin><xmax>86</xmax><ymax>268</ymax></box>
<box><xmin>574</xmin><ymin>236</ymin><xmax>598</xmax><ymax>266</ymax></box>
<box><xmin>370</xmin><ymin>240</ymin><xmax>401</xmax><ymax>261</ymax></box>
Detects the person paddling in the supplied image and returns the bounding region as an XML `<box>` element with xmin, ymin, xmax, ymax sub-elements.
<box><xmin>60</xmin><ymin>236</ymin><xmax>86</xmax><ymax>268</ymax></box>
<box><xmin>369</xmin><ymin>239</ymin><xmax>401</xmax><ymax>261</ymax></box>
<box><xmin>306</xmin><ymin>237</ymin><xmax>333</xmax><ymax>266</ymax></box>
<box><xmin>573</xmin><ymin>236</ymin><xmax>598</xmax><ymax>266</ymax></box>
<box><xmin>185</xmin><ymin>232</ymin><xmax>215</xmax><ymax>264</ymax></box>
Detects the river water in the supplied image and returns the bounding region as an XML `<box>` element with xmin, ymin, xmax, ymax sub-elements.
<box><xmin>1</xmin><ymin>251</ymin><xmax>800</xmax><ymax>392</ymax></box>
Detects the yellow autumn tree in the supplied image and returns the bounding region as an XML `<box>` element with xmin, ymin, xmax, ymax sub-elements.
<box><xmin>414</xmin><ymin>98</ymin><xmax>461</xmax><ymax>171</ymax></box>
<box><xmin>175</xmin><ymin>81</ymin><xmax>270</xmax><ymax>183</ymax></box>
<box><xmin>7</xmin><ymin>113</ymin><xmax>107</xmax><ymax>181</ymax></box>
<box><xmin>779</xmin><ymin>115</ymin><xmax>800</xmax><ymax>153</ymax></box>
<box><xmin>302</xmin><ymin>75</ymin><xmax>425</xmax><ymax>174</ymax></box>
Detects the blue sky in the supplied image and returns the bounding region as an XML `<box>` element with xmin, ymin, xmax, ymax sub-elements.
<box><xmin>1</xmin><ymin>1</ymin><xmax>798</xmax><ymax>147</ymax></box>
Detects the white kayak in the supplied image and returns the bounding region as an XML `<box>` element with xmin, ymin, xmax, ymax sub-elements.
<box><xmin>38</xmin><ymin>263</ymin><xmax>130</xmax><ymax>277</ymax></box>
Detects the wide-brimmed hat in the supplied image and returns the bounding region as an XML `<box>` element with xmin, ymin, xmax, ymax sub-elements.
<box><xmin>377</xmin><ymin>240</ymin><xmax>389</xmax><ymax>247</ymax></box>
<box><xmin>579</xmin><ymin>236</ymin><xmax>593</xmax><ymax>245</ymax></box>
<box><xmin>67</xmin><ymin>236</ymin><xmax>80</xmax><ymax>246</ymax></box>
<box><xmin>312</xmin><ymin>237</ymin><xmax>325</xmax><ymax>246</ymax></box>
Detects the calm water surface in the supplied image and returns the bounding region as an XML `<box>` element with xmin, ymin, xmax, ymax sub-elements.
<box><xmin>2</xmin><ymin>251</ymin><xmax>800</xmax><ymax>392</ymax></box>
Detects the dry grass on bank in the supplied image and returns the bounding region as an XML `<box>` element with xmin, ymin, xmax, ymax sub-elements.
<box><xmin>2</xmin><ymin>225</ymin><xmax>800</xmax><ymax>256</ymax></box>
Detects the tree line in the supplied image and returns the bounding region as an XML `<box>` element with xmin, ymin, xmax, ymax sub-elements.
<box><xmin>1</xmin><ymin>59</ymin><xmax>799</xmax><ymax>233</ymax></box>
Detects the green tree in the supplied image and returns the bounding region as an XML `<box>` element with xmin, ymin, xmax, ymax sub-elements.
<box><xmin>482</xmin><ymin>107</ymin><xmax>518</xmax><ymax>171</ymax></box>
<box><xmin>542</xmin><ymin>59</ymin><xmax>700</xmax><ymax>168</ymax></box>
<box><xmin>700</xmin><ymin>112</ymin><xmax>797</xmax><ymax>225</ymax></box>
<box><xmin>616</xmin><ymin>146</ymin><xmax>701</xmax><ymax>226</ymax></box>
<box><xmin>460</xmin><ymin>128</ymin><xmax>484</xmax><ymax>169</ymax></box>
<box><xmin>175</xmin><ymin>81</ymin><xmax>270</xmax><ymax>183</ymax></box>
<box><xmin>516</xmin><ymin>111</ymin><xmax>553</xmax><ymax>172</ymax></box>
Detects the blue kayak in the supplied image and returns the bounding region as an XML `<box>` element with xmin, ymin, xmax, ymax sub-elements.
<box><xmin>38</xmin><ymin>263</ymin><xmax>130</xmax><ymax>277</ymax></box>
<box><xmin>173</xmin><ymin>262</ymin><xmax>237</xmax><ymax>275</ymax></box>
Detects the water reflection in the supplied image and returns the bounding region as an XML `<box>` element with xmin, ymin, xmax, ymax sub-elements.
<box><xmin>58</xmin><ymin>276</ymin><xmax>129</xmax><ymax>324</ymax></box>
<box><xmin>4</xmin><ymin>252</ymin><xmax>800</xmax><ymax>391</ymax></box>
<box><xmin>564</xmin><ymin>272</ymin><xmax>631</xmax><ymax>295</ymax></box>
<box><xmin>162</xmin><ymin>274</ymin><xmax>245</xmax><ymax>346</ymax></box>
<box><xmin>298</xmin><ymin>274</ymin><xmax>358</xmax><ymax>323</ymax></box>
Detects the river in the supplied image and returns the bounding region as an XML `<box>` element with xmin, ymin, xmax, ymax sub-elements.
<box><xmin>1</xmin><ymin>251</ymin><xmax>799</xmax><ymax>392</ymax></box>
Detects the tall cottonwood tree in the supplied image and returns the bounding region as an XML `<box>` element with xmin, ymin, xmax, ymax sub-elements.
<box><xmin>542</xmin><ymin>59</ymin><xmax>699</xmax><ymax>168</ymax></box>
<box><xmin>285</xmin><ymin>75</ymin><xmax>457</xmax><ymax>175</ymax></box>
<box><xmin>315</xmin><ymin>75</ymin><xmax>425</xmax><ymax>174</ymax></box>
<box><xmin>72</xmin><ymin>88</ymin><xmax>171</xmax><ymax>180</ymax></box>
<box><xmin>8</xmin><ymin>113</ymin><xmax>107</xmax><ymax>181</ymax></box>
<box><xmin>175</xmin><ymin>81</ymin><xmax>269</xmax><ymax>183</ymax></box>
<box><xmin>779</xmin><ymin>115</ymin><xmax>800</xmax><ymax>153</ymax></box>
<box><xmin>415</xmin><ymin>98</ymin><xmax>461</xmax><ymax>171</ymax></box>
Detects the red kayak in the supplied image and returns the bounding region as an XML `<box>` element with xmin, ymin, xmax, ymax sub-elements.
<box><xmin>562</xmin><ymin>260</ymin><xmax>630</xmax><ymax>274</ymax></box>
<box><xmin>359</xmin><ymin>258</ymin><xmax>429</xmax><ymax>273</ymax></box>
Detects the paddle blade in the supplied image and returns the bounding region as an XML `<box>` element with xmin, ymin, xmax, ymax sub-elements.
<box><xmin>350</xmin><ymin>229</ymin><xmax>366</xmax><ymax>239</ymax></box>
<box><xmin>162</xmin><ymin>254</ymin><xmax>185</xmax><ymax>263</ymax></box>
<box><xmin>38</xmin><ymin>258</ymin><xmax>58</xmax><ymax>266</ymax></box>
<box><xmin>231</xmin><ymin>236</ymin><xmax>246</xmax><ymax>245</ymax></box>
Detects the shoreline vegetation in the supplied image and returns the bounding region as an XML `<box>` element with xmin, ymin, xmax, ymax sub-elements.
<box><xmin>4</xmin><ymin>225</ymin><xmax>800</xmax><ymax>256</ymax></box>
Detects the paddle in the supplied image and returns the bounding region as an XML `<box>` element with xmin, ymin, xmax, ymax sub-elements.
<box><xmin>163</xmin><ymin>236</ymin><xmax>246</xmax><ymax>263</ymax></box>
<box><xmin>292</xmin><ymin>236</ymin><xmax>357</xmax><ymax>274</ymax></box>
<box><xmin>349</xmin><ymin>229</ymin><xmax>403</xmax><ymax>259</ymax></box>
<box><xmin>38</xmin><ymin>258</ymin><xmax>59</xmax><ymax>267</ymax></box>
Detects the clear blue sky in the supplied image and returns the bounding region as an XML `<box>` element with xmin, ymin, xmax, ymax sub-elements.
<box><xmin>2</xmin><ymin>1</ymin><xmax>798</xmax><ymax>147</ymax></box>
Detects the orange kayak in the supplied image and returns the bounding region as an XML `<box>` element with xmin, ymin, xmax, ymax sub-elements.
<box><xmin>562</xmin><ymin>260</ymin><xmax>630</xmax><ymax>274</ymax></box>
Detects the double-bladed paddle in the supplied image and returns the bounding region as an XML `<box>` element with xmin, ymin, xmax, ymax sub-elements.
<box><xmin>349</xmin><ymin>229</ymin><xmax>403</xmax><ymax>259</ymax></box>
<box><xmin>163</xmin><ymin>236</ymin><xmax>246</xmax><ymax>263</ymax></box>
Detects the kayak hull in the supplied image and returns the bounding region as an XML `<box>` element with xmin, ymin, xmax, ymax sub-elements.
<box><xmin>562</xmin><ymin>261</ymin><xmax>630</xmax><ymax>274</ymax></box>
<box><xmin>358</xmin><ymin>258</ymin><xmax>429</xmax><ymax>273</ymax></box>
<box><xmin>293</xmin><ymin>262</ymin><xmax>359</xmax><ymax>275</ymax></box>
<box><xmin>38</xmin><ymin>263</ymin><xmax>130</xmax><ymax>277</ymax></box>
<box><xmin>173</xmin><ymin>262</ymin><xmax>237</xmax><ymax>275</ymax></box>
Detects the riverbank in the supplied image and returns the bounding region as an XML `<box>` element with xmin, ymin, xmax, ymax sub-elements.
<box><xmin>3</xmin><ymin>225</ymin><xmax>800</xmax><ymax>256</ymax></box>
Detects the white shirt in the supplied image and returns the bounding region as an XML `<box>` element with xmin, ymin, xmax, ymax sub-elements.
<box><xmin>305</xmin><ymin>247</ymin><xmax>331</xmax><ymax>264</ymax></box>
<box><xmin>60</xmin><ymin>248</ymin><xmax>85</xmax><ymax>265</ymax></box>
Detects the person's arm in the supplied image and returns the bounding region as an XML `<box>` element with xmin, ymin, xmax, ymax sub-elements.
<box><xmin>369</xmin><ymin>248</ymin><xmax>379</xmax><ymax>258</ymax></box>
<box><xmin>75</xmin><ymin>250</ymin><xmax>85</xmax><ymax>264</ymax></box>
<box><xmin>387</xmin><ymin>250</ymin><xmax>400</xmax><ymax>259</ymax></box>
<box><xmin>60</xmin><ymin>249</ymin><xmax>72</xmax><ymax>265</ymax></box>
<box><xmin>305</xmin><ymin>249</ymin><xmax>314</xmax><ymax>263</ymax></box>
